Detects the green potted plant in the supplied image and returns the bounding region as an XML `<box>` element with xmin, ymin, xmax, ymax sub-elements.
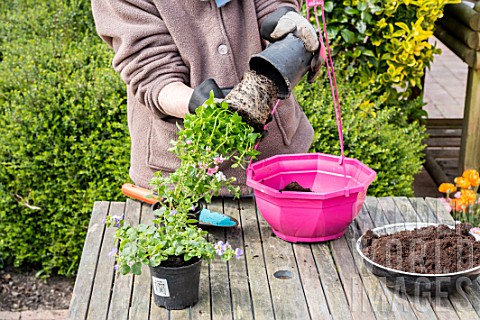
<box><xmin>106</xmin><ymin>95</ymin><xmax>261</xmax><ymax>310</ymax></box>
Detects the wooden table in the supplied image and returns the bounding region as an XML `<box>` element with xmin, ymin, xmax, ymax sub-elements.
<box><xmin>68</xmin><ymin>197</ymin><xmax>480</xmax><ymax>319</ymax></box>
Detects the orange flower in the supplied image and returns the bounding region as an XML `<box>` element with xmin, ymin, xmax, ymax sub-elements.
<box><xmin>460</xmin><ymin>189</ymin><xmax>477</xmax><ymax>205</ymax></box>
<box><xmin>455</xmin><ymin>176</ymin><xmax>471</xmax><ymax>189</ymax></box>
<box><xmin>438</xmin><ymin>183</ymin><xmax>456</xmax><ymax>194</ymax></box>
<box><xmin>450</xmin><ymin>198</ymin><xmax>465</xmax><ymax>212</ymax></box>
<box><xmin>462</xmin><ymin>169</ymin><xmax>480</xmax><ymax>187</ymax></box>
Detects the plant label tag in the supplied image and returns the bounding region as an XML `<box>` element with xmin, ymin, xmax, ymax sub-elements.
<box><xmin>306</xmin><ymin>0</ymin><xmax>323</xmax><ymax>8</ymax></box>
<box><xmin>152</xmin><ymin>276</ymin><xmax>170</xmax><ymax>297</ymax></box>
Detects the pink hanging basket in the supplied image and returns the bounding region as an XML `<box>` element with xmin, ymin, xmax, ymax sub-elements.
<box><xmin>245</xmin><ymin>2</ymin><xmax>376</xmax><ymax>243</ymax></box>
<box><xmin>246</xmin><ymin>153</ymin><xmax>376</xmax><ymax>243</ymax></box>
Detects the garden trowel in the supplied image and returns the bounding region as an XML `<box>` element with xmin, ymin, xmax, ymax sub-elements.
<box><xmin>121</xmin><ymin>183</ymin><xmax>238</xmax><ymax>228</ymax></box>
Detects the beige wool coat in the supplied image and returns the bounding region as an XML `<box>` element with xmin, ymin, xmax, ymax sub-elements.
<box><xmin>91</xmin><ymin>0</ymin><xmax>314</xmax><ymax>193</ymax></box>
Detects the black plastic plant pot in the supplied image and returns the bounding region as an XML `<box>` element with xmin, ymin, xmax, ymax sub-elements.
<box><xmin>356</xmin><ymin>223</ymin><xmax>480</xmax><ymax>297</ymax></box>
<box><xmin>150</xmin><ymin>258</ymin><xmax>202</xmax><ymax>310</ymax></box>
<box><xmin>249</xmin><ymin>33</ymin><xmax>314</xmax><ymax>99</ymax></box>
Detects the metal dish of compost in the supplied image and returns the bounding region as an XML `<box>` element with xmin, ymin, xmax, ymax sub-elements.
<box><xmin>356</xmin><ymin>222</ymin><xmax>480</xmax><ymax>296</ymax></box>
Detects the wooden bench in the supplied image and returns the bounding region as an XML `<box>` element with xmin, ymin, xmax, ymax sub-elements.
<box><xmin>435</xmin><ymin>1</ymin><xmax>480</xmax><ymax>173</ymax></box>
<box><xmin>68</xmin><ymin>197</ymin><xmax>480</xmax><ymax>319</ymax></box>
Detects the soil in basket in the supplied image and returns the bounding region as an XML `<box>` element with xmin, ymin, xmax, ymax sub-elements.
<box><xmin>361</xmin><ymin>223</ymin><xmax>480</xmax><ymax>274</ymax></box>
<box><xmin>280</xmin><ymin>181</ymin><xmax>311</xmax><ymax>192</ymax></box>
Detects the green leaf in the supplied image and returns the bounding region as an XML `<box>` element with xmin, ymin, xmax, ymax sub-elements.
<box><xmin>344</xmin><ymin>7</ymin><xmax>359</xmax><ymax>15</ymax></box>
<box><xmin>120</xmin><ymin>265</ymin><xmax>131</xmax><ymax>275</ymax></box>
<box><xmin>324</xmin><ymin>1</ymin><xmax>334</xmax><ymax>12</ymax></box>
<box><xmin>340</xmin><ymin>29</ymin><xmax>356</xmax><ymax>44</ymax></box>
<box><xmin>131</xmin><ymin>262</ymin><xmax>142</xmax><ymax>275</ymax></box>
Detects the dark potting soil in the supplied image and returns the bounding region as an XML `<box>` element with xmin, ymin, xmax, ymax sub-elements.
<box><xmin>361</xmin><ymin>223</ymin><xmax>480</xmax><ymax>274</ymax></box>
<box><xmin>161</xmin><ymin>256</ymin><xmax>200</xmax><ymax>268</ymax></box>
<box><xmin>280</xmin><ymin>181</ymin><xmax>312</xmax><ymax>192</ymax></box>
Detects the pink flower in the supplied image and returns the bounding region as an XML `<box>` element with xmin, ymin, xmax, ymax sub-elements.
<box><xmin>207</xmin><ymin>166</ymin><xmax>219</xmax><ymax>176</ymax></box>
<box><xmin>440</xmin><ymin>198</ymin><xmax>452</xmax><ymax>213</ymax></box>
<box><xmin>214</xmin><ymin>155</ymin><xmax>225</xmax><ymax>164</ymax></box>
<box><xmin>185</xmin><ymin>139</ymin><xmax>192</xmax><ymax>145</ymax></box>
<box><xmin>454</xmin><ymin>191</ymin><xmax>461</xmax><ymax>199</ymax></box>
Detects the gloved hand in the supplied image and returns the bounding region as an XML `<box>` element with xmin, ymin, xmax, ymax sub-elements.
<box><xmin>260</xmin><ymin>7</ymin><xmax>319</xmax><ymax>52</ymax></box>
<box><xmin>188</xmin><ymin>79</ymin><xmax>225</xmax><ymax>114</ymax></box>
<box><xmin>307</xmin><ymin>42</ymin><xmax>326</xmax><ymax>83</ymax></box>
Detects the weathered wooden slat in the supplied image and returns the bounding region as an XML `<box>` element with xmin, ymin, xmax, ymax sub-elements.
<box><xmin>87</xmin><ymin>202</ymin><xmax>125</xmax><ymax>320</ymax></box>
<box><xmin>207</xmin><ymin>199</ymin><xmax>233</xmax><ymax>320</ymax></box>
<box><xmin>444</xmin><ymin>2</ymin><xmax>480</xmax><ymax>32</ymax></box>
<box><xmin>422</xmin><ymin>197</ymin><xmax>480</xmax><ymax>318</ymax></box>
<box><xmin>434</xmin><ymin>25</ymin><xmax>479</xmax><ymax>69</ymax></box>
<box><xmin>293</xmin><ymin>243</ymin><xmax>333</xmax><ymax>320</ymax></box>
<box><xmin>425</xmin><ymin>137</ymin><xmax>462</xmax><ymax>147</ymax></box>
<box><xmin>149</xmin><ymin>293</ymin><xmax>169</xmax><ymax>320</ymax></box>
<box><xmin>424</xmin><ymin>151</ymin><xmax>454</xmax><ymax>186</ymax></box>
<box><xmin>107</xmin><ymin>199</ymin><xmax>141</xmax><ymax>320</ymax></box>
<box><xmin>145</xmin><ymin>202</ymin><xmax>169</xmax><ymax>320</ymax></box>
<box><xmin>435</xmin><ymin>159</ymin><xmax>460</xmax><ymax>170</ymax></box>
<box><xmin>189</xmin><ymin>261</ymin><xmax>211</xmax><ymax>320</ymax></box>
<box><xmin>424</xmin><ymin>198</ymin><xmax>456</xmax><ymax>225</ymax></box>
<box><xmin>363</xmin><ymin>197</ymin><xmax>389</xmax><ymax>228</ymax></box>
<box><xmin>189</xmin><ymin>204</ymin><xmax>212</xmax><ymax>320</ymax></box>
<box><xmin>459</xmin><ymin>67</ymin><xmax>480</xmax><ymax>172</ymax></box>
<box><xmin>400</xmin><ymin>198</ymin><xmax>463</xmax><ymax>320</ymax></box>
<box><xmin>429</xmin><ymin>296</ymin><xmax>462</xmax><ymax>320</ymax></box>
<box><xmin>426</xmin><ymin>128</ymin><xmax>463</xmax><ymax>137</ymax></box>
<box><xmin>129</xmin><ymin>203</ymin><xmax>154</xmax><ymax>320</ymax></box>
<box><xmin>169</xmin><ymin>306</ymin><xmax>190</xmax><ymax>319</ymax></box>
<box><xmin>343</xmin><ymin>226</ymin><xmax>395</xmax><ymax>320</ymax></box>
<box><xmin>343</xmin><ymin>203</ymin><xmax>399</xmax><ymax>319</ymax></box>
<box><xmin>360</xmin><ymin>199</ymin><xmax>436</xmax><ymax>320</ymax></box>
<box><xmin>426</xmin><ymin>118</ymin><xmax>464</xmax><ymax>129</ymax></box>
<box><xmin>405</xmin><ymin>198</ymin><xmax>438</xmax><ymax>224</ymax></box>
<box><xmin>68</xmin><ymin>201</ymin><xmax>110</xmax><ymax>320</ymax></box>
<box><xmin>330</xmin><ymin>235</ymin><xmax>376</xmax><ymax>320</ymax></box>
<box><xmin>426</xmin><ymin>148</ymin><xmax>461</xmax><ymax>159</ymax></box>
<box><xmin>310</xmin><ymin>243</ymin><xmax>353</xmax><ymax>320</ymax></box>
<box><xmin>438</xmin><ymin>14</ymin><xmax>480</xmax><ymax>50</ymax></box>
<box><xmin>408</xmin><ymin>199</ymin><xmax>479</xmax><ymax>319</ymax></box>
<box><xmin>255</xmin><ymin>201</ymin><xmax>310</xmax><ymax>319</ymax></box>
<box><xmin>389</xmin><ymin>197</ymin><xmax>418</xmax><ymax>223</ymax></box>
<box><xmin>238</xmin><ymin>197</ymin><xmax>275</xmax><ymax>320</ymax></box>
<box><xmin>463</xmin><ymin>280</ymin><xmax>480</xmax><ymax>318</ymax></box>
<box><xmin>378</xmin><ymin>197</ymin><xmax>412</xmax><ymax>225</ymax></box>
<box><xmin>449</xmin><ymin>291</ymin><xmax>480</xmax><ymax>320</ymax></box>
<box><xmin>223</xmin><ymin>198</ymin><xmax>253</xmax><ymax>320</ymax></box>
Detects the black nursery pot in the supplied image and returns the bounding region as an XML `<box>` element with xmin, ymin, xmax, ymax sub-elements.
<box><xmin>150</xmin><ymin>258</ymin><xmax>202</xmax><ymax>310</ymax></box>
<box><xmin>249</xmin><ymin>33</ymin><xmax>314</xmax><ymax>99</ymax></box>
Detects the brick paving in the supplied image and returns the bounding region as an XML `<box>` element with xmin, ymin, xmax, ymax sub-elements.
<box><xmin>423</xmin><ymin>37</ymin><xmax>467</xmax><ymax>119</ymax></box>
<box><xmin>413</xmin><ymin>37</ymin><xmax>467</xmax><ymax>197</ymax></box>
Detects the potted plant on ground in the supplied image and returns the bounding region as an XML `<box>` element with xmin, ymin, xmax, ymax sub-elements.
<box><xmin>106</xmin><ymin>94</ymin><xmax>261</xmax><ymax>309</ymax></box>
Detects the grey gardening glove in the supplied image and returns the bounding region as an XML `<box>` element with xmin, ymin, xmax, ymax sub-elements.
<box><xmin>260</xmin><ymin>7</ymin><xmax>319</xmax><ymax>52</ymax></box>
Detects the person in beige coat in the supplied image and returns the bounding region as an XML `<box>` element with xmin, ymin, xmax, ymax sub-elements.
<box><xmin>91</xmin><ymin>0</ymin><xmax>318</xmax><ymax>195</ymax></box>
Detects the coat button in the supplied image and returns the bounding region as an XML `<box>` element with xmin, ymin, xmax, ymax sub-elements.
<box><xmin>218</xmin><ymin>44</ymin><xmax>228</xmax><ymax>55</ymax></box>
